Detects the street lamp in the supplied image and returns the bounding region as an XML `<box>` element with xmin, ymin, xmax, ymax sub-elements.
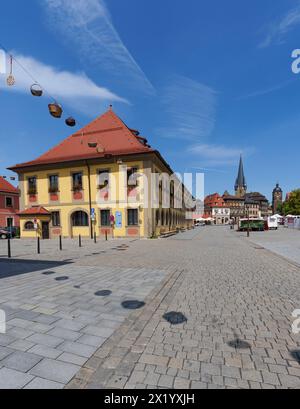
<box><xmin>247</xmin><ymin>204</ymin><xmax>250</xmax><ymax>237</ymax></box>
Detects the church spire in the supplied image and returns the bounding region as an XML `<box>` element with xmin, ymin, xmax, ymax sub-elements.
<box><xmin>235</xmin><ymin>155</ymin><xmax>247</xmax><ymax>197</ymax></box>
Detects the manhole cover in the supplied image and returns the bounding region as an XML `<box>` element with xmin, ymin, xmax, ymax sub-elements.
<box><xmin>228</xmin><ymin>339</ymin><xmax>251</xmax><ymax>350</ymax></box>
<box><xmin>55</xmin><ymin>276</ymin><xmax>69</xmax><ymax>282</ymax></box>
<box><xmin>163</xmin><ymin>311</ymin><xmax>187</xmax><ymax>325</ymax></box>
<box><xmin>42</xmin><ymin>271</ymin><xmax>55</xmax><ymax>276</ymax></box>
<box><xmin>121</xmin><ymin>300</ymin><xmax>145</xmax><ymax>310</ymax></box>
<box><xmin>95</xmin><ymin>290</ymin><xmax>112</xmax><ymax>297</ymax></box>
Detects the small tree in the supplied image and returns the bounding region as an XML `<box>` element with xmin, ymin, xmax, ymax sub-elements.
<box><xmin>282</xmin><ymin>189</ymin><xmax>300</xmax><ymax>215</ymax></box>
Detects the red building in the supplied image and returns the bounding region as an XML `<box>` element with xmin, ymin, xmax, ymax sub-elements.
<box><xmin>0</xmin><ymin>176</ymin><xmax>20</xmax><ymax>228</ymax></box>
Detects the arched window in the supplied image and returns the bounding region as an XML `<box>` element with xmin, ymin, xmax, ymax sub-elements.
<box><xmin>24</xmin><ymin>221</ymin><xmax>34</xmax><ymax>230</ymax></box>
<box><xmin>72</xmin><ymin>211</ymin><xmax>89</xmax><ymax>227</ymax></box>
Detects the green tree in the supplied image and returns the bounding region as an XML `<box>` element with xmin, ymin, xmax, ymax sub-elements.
<box><xmin>282</xmin><ymin>189</ymin><xmax>300</xmax><ymax>215</ymax></box>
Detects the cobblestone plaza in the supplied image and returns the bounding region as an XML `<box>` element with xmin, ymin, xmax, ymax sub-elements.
<box><xmin>0</xmin><ymin>227</ymin><xmax>300</xmax><ymax>389</ymax></box>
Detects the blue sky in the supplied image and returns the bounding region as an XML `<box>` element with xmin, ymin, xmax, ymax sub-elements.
<box><xmin>0</xmin><ymin>0</ymin><xmax>300</xmax><ymax>200</ymax></box>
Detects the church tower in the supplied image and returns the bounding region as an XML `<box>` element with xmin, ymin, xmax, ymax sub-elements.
<box><xmin>235</xmin><ymin>155</ymin><xmax>247</xmax><ymax>197</ymax></box>
<box><xmin>272</xmin><ymin>183</ymin><xmax>283</xmax><ymax>214</ymax></box>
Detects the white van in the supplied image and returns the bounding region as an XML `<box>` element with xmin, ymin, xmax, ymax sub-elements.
<box><xmin>268</xmin><ymin>217</ymin><xmax>278</xmax><ymax>230</ymax></box>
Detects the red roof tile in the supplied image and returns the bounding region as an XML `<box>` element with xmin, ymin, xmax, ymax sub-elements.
<box><xmin>0</xmin><ymin>176</ymin><xmax>19</xmax><ymax>193</ymax></box>
<box><xmin>18</xmin><ymin>206</ymin><xmax>50</xmax><ymax>216</ymax></box>
<box><xmin>9</xmin><ymin>109</ymin><xmax>154</xmax><ymax>171</ymax></box>
<box><xmin>204</xmin><ymin>193</ymin><xmax>225</xmax><ymax>208</ymax></box>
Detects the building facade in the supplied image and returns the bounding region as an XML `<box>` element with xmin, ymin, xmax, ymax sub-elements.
<box><xmin>0</xmin><ymin>176</ymin><xmax>20</xmax><ymax>228</ymax></box>
<box><xmin>245</xmin><ymin>192</ymin><xmax>269</xmax><ymax>218</ymax></box>
<box><xmin>204</xmin><ymin>193</ymin><xmax>230</xmax><ymax>225</ymax></box>
<box><xmin>9</xmin><ymin>109</ymin><xmax>193</xmax><ymax>239</ymax></box>
<box><xmin>272</xmin><ymin>183</ymin><xmax>283</xmax><ymax>214</ymax></box>
<box><xmin>222</xmin><ymin>194</ymin><xmax>244</xmax><ymax>223</ymax></box>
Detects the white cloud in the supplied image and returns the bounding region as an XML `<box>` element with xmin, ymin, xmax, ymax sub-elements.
<box><xmin>259</xmin><ymin>4</ymin><xmax>300</xmax><ymax>48</ymax></box>
<box><xmin>0</xmin><ymin>53</ymin><xmax>127</xmax><ymax>113</ymax></box>
<box><xmin>157</xmin><ymin>76</ymin><xmax>217</xmax><ymax>141</ymax></box>
<box><xmin>41</xmin><ymin>0</ymin><xmax>154</xmax><ymax>94</ymax></box>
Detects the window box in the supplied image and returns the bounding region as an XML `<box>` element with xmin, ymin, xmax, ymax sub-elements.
<box><xmin>73</xmin><ymin>190</ymin><xmax>83</xmax><ymax>200</ymax></box>
<box><xmin>50</xmin><ymin>193</ymin><xmax>59</xmax><ymax>202</ymax></box>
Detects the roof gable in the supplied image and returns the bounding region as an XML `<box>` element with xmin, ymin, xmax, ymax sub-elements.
<box><xmin>9</xmin><ymin>109</ymin><xmax>153</xmax><ymax>171</ymax></box>
<box><xmin>0</xmin><ymin>176</ymin><xmax>18</xmax><ymax>193</ymax></box>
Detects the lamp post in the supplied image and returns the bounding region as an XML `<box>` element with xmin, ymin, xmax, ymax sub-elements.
<box><xmin>247</xmin><ymin>205</ymin><xmax>250</xmax><ymax>237</ymax></box>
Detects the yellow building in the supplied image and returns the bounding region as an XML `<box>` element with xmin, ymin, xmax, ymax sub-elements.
<box><xmin>9</xmin><ymin>108</ymin><xmax>194</xmax><ymax>239</ymax></box>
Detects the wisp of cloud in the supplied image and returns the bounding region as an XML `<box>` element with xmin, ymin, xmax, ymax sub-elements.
<box><xmin>42</xmin><ymin>0</ymin><xmax>154</xmax><ymax>95</ymax></box>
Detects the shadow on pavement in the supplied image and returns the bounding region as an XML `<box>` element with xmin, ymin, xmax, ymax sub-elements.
<box><xmin>0</xmin><ymin>259</ymin><xmax>73</xmax><ymax>279</ymax></box>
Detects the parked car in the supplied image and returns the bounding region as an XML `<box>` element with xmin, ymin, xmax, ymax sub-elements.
<box><xmin>0</xmin><ymin>227</ymin><xmax>18</xmax><ymax>239</ymax></box>
<box><xmin>0</xmin><ymin>228</ymin><xmax>10</xmax><ymax>239</ymax></box>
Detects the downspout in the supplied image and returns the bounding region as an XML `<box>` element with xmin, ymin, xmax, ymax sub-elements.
<box><xmin>86</xmin><ymin>160</ymin><xmax>93</xmax><ymax>239</ymax></box>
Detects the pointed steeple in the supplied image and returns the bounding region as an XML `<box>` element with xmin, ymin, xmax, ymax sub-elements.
<box><xmin>235</xmin><ymin>155</ymin><xmax>247</xmax><ymax>197</ymax></box>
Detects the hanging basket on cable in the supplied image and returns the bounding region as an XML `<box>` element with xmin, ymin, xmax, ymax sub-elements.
<box><xmin>65</xmin><ymin>117</ymin><xmax>76</xmax><ymax>127</ymax></box>
<box><xmin>6</xmin><ymin>55</ymin><xmax>15</xmax><ymax>87</ymax></box>
<box><xmin>30</xmin><ymin>83</ymin><xmax>43</xmax><ymax>97</ymax></box>
<box><xmin>48</xmin><ymin>102</ymin><xmax>63</xmax><ymax>118</ymax></box>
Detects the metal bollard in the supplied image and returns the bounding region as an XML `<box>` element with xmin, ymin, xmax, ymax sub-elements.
<box><xmin>79</xmin><ymin>235</ymin><xmax>82</xmax><ymax>248</ymax></box>
<box><xmin>59</xmin><ymin>235</ymin><xmax>62</xmax><ymax>251</ymax></box>
<box><xmin>8</xmin><ymin>238</ymin><xmax>11</xmax><ymax>259</ymax></box>
<box><xmin>105</xmin><ymin>231</ymin><xmax>108</xmax><ymax>241</ymax></box>
<box><xmin>94</xmin><ymin>233</ymin><xmax>97</xmax><ymax>244</ymax></box>
<box><xmin>37</xmin><ymin>237</ymin><xmax>40</xmax><ymax>254</ymax></box>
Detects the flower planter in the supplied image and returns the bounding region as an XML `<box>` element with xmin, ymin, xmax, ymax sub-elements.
<box><xmin>73</xmin><ymin>191</ymin><xmax>83</xmax><ymax>200</ymax></box>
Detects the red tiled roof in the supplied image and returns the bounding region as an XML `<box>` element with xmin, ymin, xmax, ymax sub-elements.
<box><xmin>0</xmin><ymin>176</ymin><xmax>19</xmax><ymax>193</ymax></box>
<box><xmin>204</xmin><ymin>193</ymin><xmax>225</xmax><ymax>208</ymax></box>
<box><xmin>9</xmin><ymin>109</ymin><xmax>154</xmax><ymax>171</ymax></box>
<box><xmin>18</xmin><ymin>206</ymin><xmax>50</xmax><ymax>216</ymax></box>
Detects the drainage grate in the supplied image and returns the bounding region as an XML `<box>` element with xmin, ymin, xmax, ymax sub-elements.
<box><xmin>122</xmin><ymin>300</ymin><xmax>145</xmax><ymax>310</ymax></box>
<box><xmin>163</xmin><ymin>311</ymin><xmax>187</xmax><ymax>325</ymax></box>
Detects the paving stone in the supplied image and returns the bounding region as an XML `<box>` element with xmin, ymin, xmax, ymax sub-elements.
<box><xmin>278</xmin><ymin>374</ymin><xmax>300</xmax><ymax>388</ymax></box>
<box><xmin>0</xmin><ymin>334</ymin><xmax>16</xmax><ymax>347</ymax></box>
<box><xmin>24</xmin><ymin>377</ymin><xmax>64</xmax><ymax>389</ymax></box>
<box><xmin>28</xmin><ymin>344</ymin><xmax>62</xmax><ymax>359</ymax></box>
<box><xmin>0</xmin><ymin>367</ymin><xmax>33</xmax><ymax>389</ymax></box>
<box><xmin>58</xmin><ymin>341</ymin><xmax>97</xmax><ymax>358</ymax></box>
<box><xmin>58</xmin><ymin>353</ymin><xmax>88</xmax><ymax>366</ymax></box>
<box><xmin>29</xmin><ymin>358</ymin><xmax>80</xmax><ymax>384</ymax></box>
<box><xmin>222</xmin><ymin>365</ymin><xmax>241</xmax><ymax>379</ymax></box>
<box><xmin>9</xmin><ymin>339</ymin><xmax>35</xmax><ymax>352</ymax></box>
<box><xmin>261</xmin><ymin>371</ymin><xmax>281</xmax><ymax>386</ymax></box>
<box><xmin>144</xmin><ymin>372</ymin><xmax>160</xmax><ymax>386</ymax></box>
<box><xmin>158</xmin><ymin>374</ymin><xmax>174</xmax><ymax>388</ymax></box>
<box><xmin>78</xmin><ymin>334</ymin><xmax>106</xmax><ymax>347</ymax></box>
<box><xmin>173</xmin><ymin>377</ymin><xmax>190</xmax><ymax>389</ymax></box>
<box><xmin>27</xmin><ymin>333</ymin><xmax>64</xmax><ymax>348</ymax></box>
<box><xmin>201</xmin><ymin>363</ymin><xmax>221</xmax><ymax>376</ymax></box>
<box><xmin>241</xmin><ymin>369</ymin><xmax>263</xmax><ymax>383</ymax></box>
<box><xmin>47</xmin><ymin>327</ymin><xmax>81</xmax><ymax>341</ymax></box>
<box><xmin>0</xmin><ymin>346</ymin><xmax>14</xmax><ymax>360</ymax></box>
<box><xmin>2</xmin><ymin>351</ymin><xmax>42</xmax><ymax>373</ymax></box>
